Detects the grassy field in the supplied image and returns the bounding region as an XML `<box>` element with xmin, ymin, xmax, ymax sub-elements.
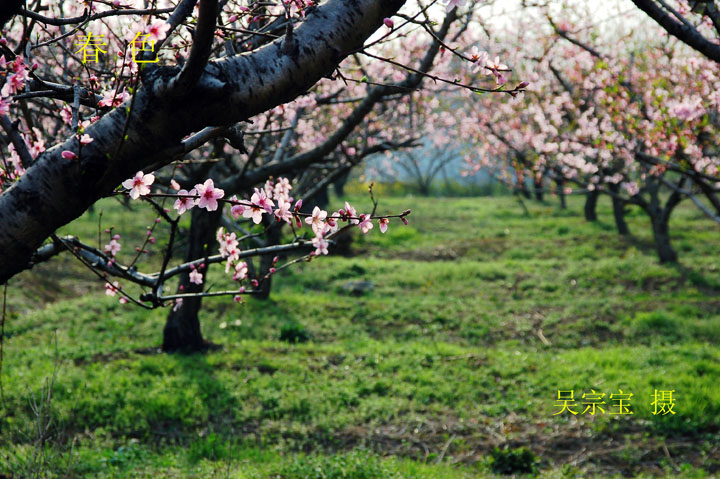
<box><xmin>1</xmin><ymin>191</ymin><xmax>719</xmax><ymax>478</ymax></box>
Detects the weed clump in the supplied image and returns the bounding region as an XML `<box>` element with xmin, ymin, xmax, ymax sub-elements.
<box><xmin>489</xmin><ymin>446</ymin><xmax>538</xmax><ymax>475</ymax></box>
<box><xmin>279</xmin><ymin>321</ymin><xmax>310</xmax><ymax>343</ymax></box>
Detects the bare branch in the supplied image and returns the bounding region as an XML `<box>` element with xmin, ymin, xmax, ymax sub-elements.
<box><xmin>21</xmin><ymin>6</ymin><xmax>175</xmax><ymax>27</ymax></box>
<box><xmin>162</xmin><ymin>0</ymin><xmax>219</xmax><ymax>94</ymax></box>
<box><xmin>631</xmin><ymin>0</ymin><xmax>720</xmax><ymax>62</ymax></box>
<box><xmin>0</xmin><ymin>115</ymin><xmax>34</xmax><ymax>168</ymax></box>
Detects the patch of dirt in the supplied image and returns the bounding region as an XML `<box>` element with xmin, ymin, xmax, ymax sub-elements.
<box><xmin>72</xmin><ymin>350</ymin><xmax>131</xmax><ymax>366</ymax></box>
<box><xmin>70</xmin><ymin>343</ymin><xmax>222</xmax><ymax>365</ymax></box>
<box><xmin>214</xmin><ymin>411</ymin><xmax>718</xmax><ymax>477</ymax></box>
<box><xmin>353</xmin><ymin>238</ymin><xmax>508</xmax><ymax>262</ymax></box>
<box><xmin>325</xmin><ymin>416</ymin><xmax>719</xmax><ymax>477</ymax></box>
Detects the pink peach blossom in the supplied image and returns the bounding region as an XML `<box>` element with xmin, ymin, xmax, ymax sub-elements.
<box><xmin>379</xmin><ymin>218</ymin><xmax>389</xmax><ymax>233</ymax></box>
<box><xmin>189</xmin><ymin>269</ymin><xmax>203</xmax><ymax>285</ymax></box>
<box><xmin>122</xmin><ymin>171</ymin><xmax>155</xmax><ymax>199</ymax></box>
<box><xmin>358</xmin><ymin>214</ymin><xmax>373</xmax><ymax>234</ymax></box>
<box><xmin>305</xmin><ymin>206</ymin><xmax>327</xmax><ymax>234</ymax></box>
<box><xmin>174</xmin><ymin>189</ymin><xmax>196</xmax><ymax>215</ymax></box>
<box><xmin>194</xmin><ymin>179</ymin><xmax>224</xmax><ymax>211</ymax></box>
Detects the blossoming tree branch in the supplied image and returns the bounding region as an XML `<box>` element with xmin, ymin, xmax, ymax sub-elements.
<box><xmin>0</xmin><ymin>0</ymin><xmax>401</xmax><ymax>284</ymax></box>
<box><xmin>0</xmin><ymin>0</ymin><xmax>522</xmax><ymax>285</ymax></box>
<box><xmin>0</xmin><ymin>0</ymin><xmax>528</xmax><ymax>350</ymax></box>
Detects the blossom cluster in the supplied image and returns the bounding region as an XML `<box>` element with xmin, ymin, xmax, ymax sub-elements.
<box><xmin>118</xmin><ymin>172</ymin><xmax>407</xmax><ymax>304</ymax></box>
<box><xmin>209</xmin><ymin>177</ymin><xmax>400</xmax><ymax>261</ymax></box>
<box><xmin>0</xmin><ymin>54</ymin><xmax>32</xmax><ymax>187</ymax></box>
<box><xmin>118</xmin><ymin>172</ymin><xmax>402</xmax><ymax>259</ymax></box>
<box><xmin>468</xmin><ymin>47</ymin><xmax>509</xmax><ymax>85</ymax></box>
<box><xmin>0</xmin><ymin>54</ymin><xmax>30</xmax><ymax>100</ymax></box>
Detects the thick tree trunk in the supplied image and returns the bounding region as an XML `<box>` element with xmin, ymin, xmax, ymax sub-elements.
<box><xmin>584</xmin><ymin>190</ymin><xmax>599</xmax><ymax>221</ymax></box>
<box><xmin>417</xmin><ymin>181</ymin><xmax>431</xmax><ymax>196</ymax></box>
<box><xmin>163</xmin><ymin>208</ymin><xmax>222</xmax><ymax>352</ymax></box>
<box><xmin>556</xmin><ymin>180</ymin><xmax>567</xmax><ymax>209</ymax></box>
<box><xmin>650</xmin><ymin>214</ymin><xmax>677</xmax><ymax>263</ymax></box>
<box><xmin>533</xmin><ymin>177</ymin><xmax>544</xmax><ymax>202</ymax></box>
<box><xmin>609</xmin><ymin>183</ymin><xmax>630</xmax><ymax>235</ymax></box>
<box><xmin>612</xmin><ymin>196</ymin><xmax>631</xmax><ymax>235</ymax></box>
<box><xmin>645</xmin><ymin>178</ymin><xmax>682</xmax><ymax>264</ymax></box>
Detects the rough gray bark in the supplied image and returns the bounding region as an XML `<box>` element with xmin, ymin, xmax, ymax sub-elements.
<box><xmin>0</xmin><ymin>0</ymin><xmax>406</xmax><ymax>285</ymax></box>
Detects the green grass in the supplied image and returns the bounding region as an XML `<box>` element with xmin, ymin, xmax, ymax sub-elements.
<box><xmin>1</xmin><ymin>192</ymin><xmax>719</xmax><ymax>478</ymax></box>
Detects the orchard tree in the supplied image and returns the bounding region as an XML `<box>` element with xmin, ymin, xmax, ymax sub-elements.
<box><xmin>0</xmin><ymin>0</ymin><xmax>411</xmax><ymax>284</ymax></box>
<box><xmin>0</xmin><ymin>0</ymin><xmax>527</xmax><ymax>351</ymax></box>
<box><xmin>159</xmin><ymin>0</ymin><xmax>528</xmax><ymax>351</ymax></box>
<box><xmin>461</xmin><ymin>2</ymin><xmax>719</xmax><ymax>262</ymax></box>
